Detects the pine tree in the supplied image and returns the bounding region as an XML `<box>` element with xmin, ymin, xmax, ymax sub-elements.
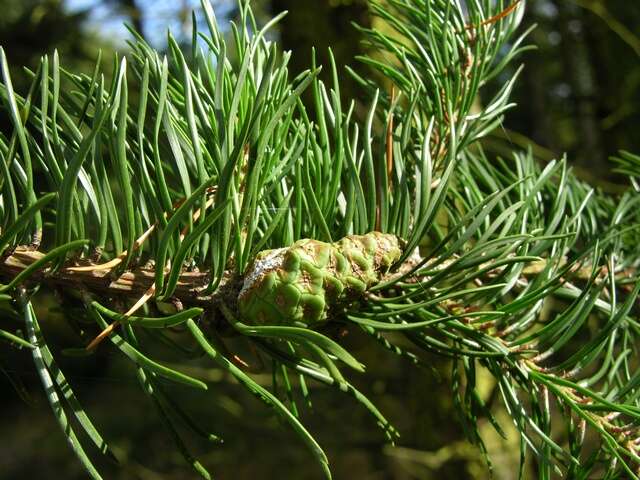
<box><xmin>1</xmin><ymin>1</ymin><xmax>639</xmax><ymax>478</ymax></box>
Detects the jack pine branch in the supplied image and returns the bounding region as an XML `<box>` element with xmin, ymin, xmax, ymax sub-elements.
<box><xmin>0</xmin><ymin>0</ymin><xmax>639</xmax><ymax>479</ymax></box>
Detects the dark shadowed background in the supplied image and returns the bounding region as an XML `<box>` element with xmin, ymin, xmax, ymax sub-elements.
<box><xmin>0</xmin><ymin>1</ymin><xmax>638</xmax><ymax>478</ymax></box>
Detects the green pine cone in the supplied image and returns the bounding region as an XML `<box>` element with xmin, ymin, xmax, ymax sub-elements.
<box><xmin>238</xmin><ymin>232</ymin><xmax>403</xmax><ymax>327</ymax></box>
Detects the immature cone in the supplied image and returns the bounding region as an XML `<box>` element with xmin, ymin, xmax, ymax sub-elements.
<box><xmin>238</xmin><ymin>232</ymin><xmax>403</xmax><ymax>327</ymax></box>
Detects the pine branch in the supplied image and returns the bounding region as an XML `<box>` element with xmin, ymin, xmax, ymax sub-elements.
<box><xmin>1</xmin><ymin>0</ymin><xmax>639</xmax><ymax>478</ymax></box>
<box><xmin>0</xmin><ymin>242</ymin><xmax>622</xmax><ymax>309</ymax></box>
<box><xmin>0</xmin><ymin>246</ymin><xmax>224</xmax><ymax>304</ymax></box>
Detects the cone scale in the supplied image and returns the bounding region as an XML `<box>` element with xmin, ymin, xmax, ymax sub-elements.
<box><xmin>238</xmin><ymin>232</ymin><xmax>403</xmax><ymax>326</ymax></box>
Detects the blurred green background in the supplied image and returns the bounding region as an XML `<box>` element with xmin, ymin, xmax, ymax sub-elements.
<box><xmin>0</xmin><ymin>1</ymin><xmax>638</xmax><ymax>478</ymax></box>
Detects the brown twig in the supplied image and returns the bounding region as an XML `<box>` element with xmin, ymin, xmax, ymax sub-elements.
<box><xmin>465</xmin><ymin>0</ymin><xmax>522</xmax><ymax>30</ymax></box>
<box><xmin>0</xmin><ymin>247</ymin><xmax>220</xmax><ymax>304</ymax></box>
<box><xmin>85</xmin><ymin>283</ymin><xmax>157</xmax><ymax>351</ymax></box>
<box><xmin>376</xmin><ymin>86</ymin><xmax>397</xmax><ymax>232</ymax></box>
<box><xmin>386</xmin><ymin>86</ymin><xmax>396</xmax><ymax>185</ymax></box>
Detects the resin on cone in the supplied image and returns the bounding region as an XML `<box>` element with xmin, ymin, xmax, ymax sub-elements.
<box><xmin>238</xmin><ymin>232</ymin><xmax>403</xmax><ymax>326</ymax></box>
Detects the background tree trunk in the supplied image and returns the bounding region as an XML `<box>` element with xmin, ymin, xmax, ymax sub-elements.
<box><xmin>270</xmin><ymin>0</ymin><xmax>371</xmax><ymax>111</ymax></box>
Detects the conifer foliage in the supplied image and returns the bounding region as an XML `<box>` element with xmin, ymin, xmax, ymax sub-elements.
<box><xmin>1</xmin><ymin>1</ymin><xmax>639</xmax><ymax>478</ymax></box>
